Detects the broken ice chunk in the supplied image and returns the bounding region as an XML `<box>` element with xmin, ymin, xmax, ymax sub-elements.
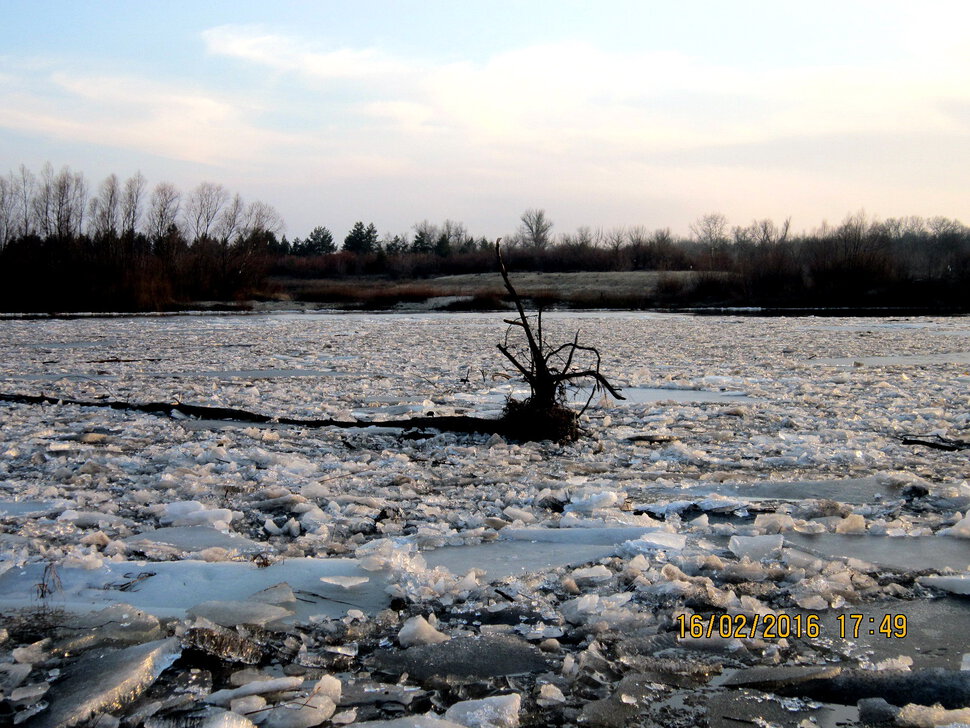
<box><xmin>161</xmin><ymin>501</ymin><xmax>235</xmax><ymax>531</ymax></box>
<box><xmin>941</xmin><ymin>514</ymin><xmax>970</xmax><ymax>538</ymax></box>
<box><xmin>536</xmin><ymin>684</ymin><xmax>566</xmax><ymax>706</ymax></box>
<box><xmin>565</xmin><ymin>491</ymin><xmax>620</xmax><ymax>513</ymax></box>
<box><xmin>753</xmin><ymin>513</ymin><xmax>796</xmax><ymax>534</ymax></box>
<box><xmin>206</xmin><ymin>677</ymin><xmax>305</xmax><ymax>707</ymax></box>
<box><xmin>30</xmin><ymin>638</ymin><xmax>180</xmax><ymax>728</ymax></box>
<box><xmin>319</xmin><ymin>575</ymin><xmax>369</xmax><ymax>589</ymax></box>
<box><xmin>617</xmin><ymin>532</ymin><xmax>687</xmax><ymax>555</ymax></box>
<box><xmin>570</xmin><ymin>565</ymin><xmax>613</xmax><ymax>585</ymax></box>
<box><xmin>443</xmin><ymin>693</ymin><xmax>521</xmax><ymax>728</ymax></box>
<box><xmin>124</xmin><ymin>527</ymin><xmax>261</xmax><ymax>557</ymax></box>
<box><xmin>398</xmin><ymin>615</ymin><xmax>450</xmax><ymax>647</ymax></box>
<box><xmin>834</xmin><ymin>514</ymin><xmax>867</xmax><ymax>534</ymax></box>
<box><xmin>144</xmin><ymin>706</ymin><xmax>258</xmax><ymax>728</ymax></box>
<box><xmin>728</xmin><ymin>534</ymin><xmax>783</xmax><ymax>562</ymax></box>
<box><xmin>248</xmin><ymin>583</ymin><xmax>297</xmax><ymax>605</ymax></box>
<box><xmin>186</xmin><ymin>601</ymin><xmax>294</xmax><ymax>627</ymax></box>
<box><xmin>265</xmin><ymin>675</ymin><xmax>339</xmax><ymax>728</ymax></box>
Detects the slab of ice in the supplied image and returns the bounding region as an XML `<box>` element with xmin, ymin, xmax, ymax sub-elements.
<box><xmin>29</xmin><ymin>638</ymin><xmax>180</xmax><ymax>728</ymax></box>
<box><xmin>423</xmin><ymin>528</ymin><xmax>667</xmax><ymax>582</ymax></box>
<box><xmin>0</xmin><ymin>500</ymin><xmax>60</xmax><ymax>517</ymax></box>
<box><xmin>189</xmin><ymin>368</ymin><xmax>352</xmax><ymax>379</ymax></box>
<box><xmin>729</xmin><ymin>534</ymin><xmax>784</xmax><ymax>562</ymax></box>
<box><xmin>574</xmin><ymin>386</ymin><xmax>758</xmax><ymax>405</ymax></box>
<box><xmin>617</xmin><ymin>532</ymin><xmax>687</xmax><ymax>554</ymax></box>
<box><xmin>124</xmin><ymin>527</ymin><xmax>262</xmax><ymax>555</ymax></box>
<box><xmin>921</xmin><ymin>575</ymin><xmax>970</xmax><ymax>596</ymax></box>
<box><xmin>811</xmin><ymin>599</ymin><xmax>970</xmax><ymax>670</ymax></box>
<box><xmin>714</xmin><ymin>477</ymin><xmax>904</xmax><ymax>505</ymax></box>
<box><xmin>500</xmin><ymin>527</ymin><xmax>665</xmax><ymax>544</ymax></box>
<box><xmin>186</xmin><ymin>600</ymin><xmax>293</xmax><ymax>627</ymax></box>
<box><xmin>785</xmin><ymin>533</ymin><xmax>970</xmax><ymax>572</ymax></box>
<box><xmin>320</xmin><ymin>575</ymin><xmax>370</xmax><ymax>589</ymax></box>
<box><xmin>811</xmin><ymin>351</ymin><xmax>970</xmax><ymax>367</ymax></box>
<box><xmin>372</xmin><ymin>635</ymin><xmax>548</xmax><ymax>681</ymax></box>
<box><xmin>0</xmin><ymin>558</ymin><xmax>388</xmax><ymax>621</ymax></box>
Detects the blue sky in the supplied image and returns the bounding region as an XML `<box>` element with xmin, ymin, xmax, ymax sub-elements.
<box><xmin>2</xmin><ymin>1</ymin><xmax>968</xmax><ymax>240</ymax></box>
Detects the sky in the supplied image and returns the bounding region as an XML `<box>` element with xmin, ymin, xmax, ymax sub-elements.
<box><xmin>1</xmin><ymin>1</ymin><xmax>969</xmax><ymax>241</ymax></box>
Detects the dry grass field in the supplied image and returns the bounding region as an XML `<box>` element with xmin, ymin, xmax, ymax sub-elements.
<box><xmin>268</xmin><ymin>270</ymin><xmax>705</xmax><ymax>309</ymax></box>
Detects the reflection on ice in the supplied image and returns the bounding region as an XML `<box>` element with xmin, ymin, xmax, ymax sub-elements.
<box><xmin>0</xmin><ymin>500</ymin><xmax>60</xmax><ymax>517</ymax></box>
<box><xmin>0</xmin><ymin>558</ymin><xmax>389</xmax><ymax>621</ymax></box>
<box><xmin>123</xmin><ymin>526</ymin><xmax>264</xmax><ymax>556</ymax></box>
<box><xmin>785</xmin><ymin>533</ymin><xmax>970</xmax><ymax>573</ymax></box>
<box><xmin>576</xmin><ymin>386</ymin><xmax>757</xmax><ymax>405</ymax></box>
<box><xmin>716</xmin><ymin>477</ymin><xmax>904</xmax><ymax>505</ymax></box>
<box><xmin>811</xmin><ymin>351</ymin><xmax>970</xmax><ymax>367</ymax></box>
<box><xmin>423</xmin><ymin>527</ymin><xmax>665</xmax><ymax>581</ymax></box>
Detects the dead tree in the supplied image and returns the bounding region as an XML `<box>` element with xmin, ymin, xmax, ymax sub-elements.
<box><xmin>495</xmin><ymin>240</ymin><xmax>624</xmax><ymax>441</ymax></box>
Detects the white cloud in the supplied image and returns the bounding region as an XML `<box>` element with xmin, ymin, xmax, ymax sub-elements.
<box><xmin>0</xmin><ymin>69</ymin><xmax>310</xmax><ymax>168</ymax></box>
<box><xmin>202</xmin><ymin>25</ymin><xmax>410</xmax><ymax>79</ymax></box>
<box><xmin>202</xmin><ymin>25</ymin><xmax>970</xmax><ymax>159</ymax></box>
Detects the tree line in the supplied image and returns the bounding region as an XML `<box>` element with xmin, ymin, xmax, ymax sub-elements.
<box><xmin>0</xmin><ymin>164</ymin><xmax>285</xmax><ymax>310</ymax></box>
<box><xmin>279</xmin><ymin>208</ymin><xmax>970</xmax><ymax>309</ymax></box>
<box><xmin>1</xmin><ymin>163</ymin><xmax>968</xmax><ymax>311</ymax></box>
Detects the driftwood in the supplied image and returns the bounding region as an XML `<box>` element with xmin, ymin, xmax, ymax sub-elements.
<box><xmin>900</xmin><ymin>435</ymin><xmax>969</xmax><ymax>452</ymax></box>
<box><xmin>0</xmin><ymin>392</ymin><xmax>506</xmax><ymax>435</ymax></box>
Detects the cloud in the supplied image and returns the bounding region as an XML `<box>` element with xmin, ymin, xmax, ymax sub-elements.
<box><xmin>202</xmin><ymin>24</ymin><xmax>970</xmax><ymax>161</ymax></box>
<box><xmin>0</xmin><ymin>64</ymin><xmax>310</xmax><ymax>168</ymax></box>
<box><xmin>202</xmin><ymin>25</ymin><xmax>410</xmax><ymax>79</ymax></box>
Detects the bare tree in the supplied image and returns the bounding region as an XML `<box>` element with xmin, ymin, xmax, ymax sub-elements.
<box><xmin>244</xmin><ymin>200</ymin><xmax>284</xmax><ymax>238</ymax></box>
<box><xmin>928</xmin><ymin>216</ymin><xmax>964</xmax><ymax>237</ymax></box>
<box><xmin>651</xmin><ymin>227</ymin><xmax>672</xmax><ymax>246</ymax></box>
<box><xmin>690</xmin><ymin>212</ymin><xmax>728</xmax><ymax>247</ymax></box>
<box><xmin>184</xmin><ymin>182</ymin><xmax>229</xmax><ymax>241</ymax></box>
<box><xmin>0</xmin><ymin>175</ymin><xmax>12</xmax><ymax>250</ymax></box>
<box><xmin>605</xmin><ymin>226</ymin><xmax>626</xmax><ymax>253</ymax></box>
<box><xmin>690</xmin><ymin>212</ymin><xmax>729</xmax><ymax>266</ymax></box>
<box><xmin>89</xmin><ymin>173</ymin><xmax>121</xmax><ymax>238</ymax></box>
<box><xmin>217</xmin><ymin>193</ymin><xmax>246</xmax><ymax>245</ymax></box>
<box><xmin>745</xmin><ymin>217</ymin><xmax>791</xmax><ymax>246</ymax></box>
<box><xmin>35</xmin><ymin>165</ymin><xmax>87</xmax><ymax>239</ymax></box>
<box><xmin>146</xmin><ymin>182</ymin><xmax>181</xmax><ymax>240</ymax></box>
<box><xmin>627</xmin><ymin>225</ymin><xmax>648</xmax><ymax>247</ymax></box>
<box><xmin>518</xmin><ymin>208</ymin><xmax>553</xmax><ymax>250</ymax></box>
<box><xmin>32</xmin><ymin>163</ymin><xmax>55</xmax><ymax>238</ymax></box>
<box><xmin>560</xmin><ymin>225</ymin><xmax>599</xmax><ymax>252</ymax></box>
<box><xmin>495</xmin><ymin>240</ymin><xmax>624</xmax><ymax>441</ymax></box>
<box><xmin>12</xmin><ymin>165</ymin><xmax>35</xmax><ymax>238</ymax></box>
<box><xmin>411</xmin><ymin>219</ymin><xmax>439</xmax><ymax>254</ymax></box>
<box><xmin>732</xmin><ymin>225</ymin><xmax>754</xmax><ymax>246</ymax></box>
<box><xmin>441</xmin><ymin>219</ymin><xmax>470</xmax><ymax>250</ymax></box>
<box><xmin>120</xmin><ymin>172</ymin><xmax>146</xmax><ymax>237</ymax></box>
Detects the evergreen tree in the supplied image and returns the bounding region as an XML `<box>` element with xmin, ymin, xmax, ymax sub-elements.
<box><xmin>343</xmin><ymin>221</ymin><xmax>378</xmax><ymax>254</ymax></box>
<box><xmin>303</xmin><ymin>225</ymin><xmax>335</xmax><ymax>255</ymax></box>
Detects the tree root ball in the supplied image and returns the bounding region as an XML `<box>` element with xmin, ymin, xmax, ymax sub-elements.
<box><xmin>501</xmin><ymin>397</ymin><xmax>580</xmax><ymax>443</ymax></box>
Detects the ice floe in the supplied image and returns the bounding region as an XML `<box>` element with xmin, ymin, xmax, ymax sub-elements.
<box><xmin>2</xmin><ymin>312</ymin><xmax>970</xmax><ymax>726</ymax></box>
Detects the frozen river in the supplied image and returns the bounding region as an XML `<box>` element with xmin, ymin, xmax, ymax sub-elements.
<box><xmin>1</xmin><ymin>311</ymin><xmax>969</xmax><ymax>727</ymax></box>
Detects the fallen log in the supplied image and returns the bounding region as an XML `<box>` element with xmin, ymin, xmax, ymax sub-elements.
<box><xmin>0</xmin><ymin>392</ymin><xmax>507</xmax><ymax>436</ymax></box>
<box><xmin>900</xmin><ymin>435</ymin><xmax>969</xmax><ymax>451</ymax></box>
